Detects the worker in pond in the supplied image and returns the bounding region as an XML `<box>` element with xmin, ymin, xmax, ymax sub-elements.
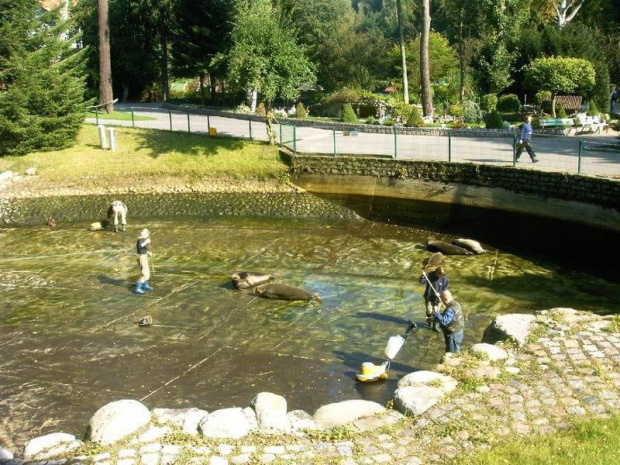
<box><xmin>135</xmin><ymin>228</ymin><xmax>153</xmax><ymax>294</ymax></box>
<box><xmin>419</xmin><ymin>266</ymin><xmax>449</xmax><ymax>333</ymax></box>
<box><xmin>427</xmin><ymin>290</ymin><xmax>465</xmax><ymax>354</ymax></box>
<box><xmin>107</xmin><ymin>200</ymin><xmax>128</xmax><ymax>232</ymax></box>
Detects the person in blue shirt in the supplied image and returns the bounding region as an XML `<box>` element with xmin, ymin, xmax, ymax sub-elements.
<box><xmin>427</xmin><ymin>290</ymin><xmax>465</xmax><ymax>354</ymax></box>
<box><xmin>419</xmin><ymin>266</ymin><xmax>449</xmax><ymax>333</ymax></box>
<box><xmin>516</xmin><ymin>115</ymin><xmax>539</xmax><ymax>163</ymax></box>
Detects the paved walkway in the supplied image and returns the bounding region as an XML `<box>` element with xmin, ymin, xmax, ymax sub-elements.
<box><xmin>3</xmin><ymin>310</ymin><xmax>619</xmax><ymax>464</ymax></box>
<box><xmin>86</xmin><ymin>104</ymin><xmax>620</xmax><ymax>179</ymax></box>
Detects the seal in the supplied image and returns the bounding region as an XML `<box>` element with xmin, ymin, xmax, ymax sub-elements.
<box><xmin>231</xmin><ymin>272</ymin><xmax>274</xmax><ymax>290</ymax></box>
<box><xmin>254</xmin><ymin>283</ymin><xmax>321</xmax><ymax>301</ymax></box>
<box><xmin>423</xmin><ymin>252</ymin><xmax>445</xmax><ymax>270</ymax></box>
<box><xmin>426</xmin><ymin>237</ymin><xmax>472</xmax><ymax>255</ymax></box>
<box><xmin>453</xmin><ymin>238</ymin><xmax>486</xmax><ymax>255</ymax></box>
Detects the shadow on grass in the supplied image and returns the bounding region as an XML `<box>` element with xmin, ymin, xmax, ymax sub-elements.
<box><xmin>131</xmin><ymin>129</ymin><xmax>249</xmax><ymax>159</ymax></box>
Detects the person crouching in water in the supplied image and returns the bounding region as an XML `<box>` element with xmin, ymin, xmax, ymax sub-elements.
<box><xmin>107</xmin><ymin>200</ymin><xmax>128</xmax><ymax>232</ymax></box>
<box><xmin>419</xmin><ymin>266</ymin><xmax>449</xmax><ymax>332</ymax></box>
<box><xmin>135</xmin><ymin>228</ymin><xmax>153</xmax><ymax>294</ymax></box>
<box><xmin>427</xmin><ymin>290</ymin><xmax>465</xmax><ymax>354</ymax></box>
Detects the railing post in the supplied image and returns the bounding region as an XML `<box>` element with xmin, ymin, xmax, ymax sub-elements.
<box><xmin>293</xmin><ymin>126</ymin><xmax>297</xmax><ymax>154</ymax></box>
<box><xmin>333</xmin><ymin>128</ymin><xmax>337</xmax><ymax>156</ymax></box>
<box><xmin>207</xmin><ymin>114</ymin><xmax>211</xmax><ymax>133</ymax></box>
<box><xmin>578</xmin><ymin>137</ymin><xmax>583</xmax><ymax>174</ymax></box>
<box><xmin>131</xmin><ymin>108</ymin><xmax>135</xmax><ymax>128</ymax></box>
<box><xmin>448</xmin><ymin>132</ymin><xmax>452</xmax><ymax>163</ymax></box>
<box><xmin>187</xmin><ymin>112</ymin><xmax>191</xmax><ymax>133</ymax></box>
<box><xmin>249</xmin><ymin>117</ymin><xmax>253</xmax><ymax>141</ymax></box>
<box><xmin>394</xmin><ymin>126</ymin><xmax>398</xmax><ymax>159</ymax></box>
<box><xmin>169</xmin><ymin>110</ymin><xmax>173</xmax><ymax>131</ymax></box>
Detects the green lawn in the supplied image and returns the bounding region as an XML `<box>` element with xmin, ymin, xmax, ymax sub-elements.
<box><xmin>0</xmin><ymin>124</ymin><xmax>287</xmax><ymax>187</ymax></box>
<box><xmin>452</xmin><ymin>415</ymin><xmax>620</xmax><ymax>465</ymax></box>
<box><xmin>86</xmin><ymin>110</ymin><xmax>156</xmax><ymax>122</ymax></box>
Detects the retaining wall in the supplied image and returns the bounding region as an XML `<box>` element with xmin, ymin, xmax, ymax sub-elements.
<box><xmin>285</xmin><ymin>151</ymin><xmax>620</xmax><ymax>232</ymax></box>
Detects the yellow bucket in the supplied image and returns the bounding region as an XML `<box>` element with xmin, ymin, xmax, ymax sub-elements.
<box><xmin>209</xmin><ymin>127</ymin><xmax>218</xmax><ymax>137</ymax></box>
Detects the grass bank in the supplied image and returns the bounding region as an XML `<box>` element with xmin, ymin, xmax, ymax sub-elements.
<box><xmin>0</xmin><ymin>124</ymin><xmax>288</xmax><ymax>195</ymax></box>
<box><xmin>453</xmin><ymin>415</ymin><xmax>620</xmax><ymax>465</ymax></box>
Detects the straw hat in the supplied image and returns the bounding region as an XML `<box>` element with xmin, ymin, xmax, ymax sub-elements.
<box><xmin>139</xmin><ymin>228</ymin><xmax>150</xmax><ymax>239</ymax></box>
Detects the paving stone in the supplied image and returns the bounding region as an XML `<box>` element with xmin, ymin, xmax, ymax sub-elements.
<box><xmin>230</xmin><ymin>455</ymin><xmax>251</xmax><ymax>464</ymax></box>
<box><xmin>217</xmin><ymin>445</ymin><xmax>234</xmax><ymax>456</ymax></box>
<box><xmin>263</xmin><ymin>446</ymin><xmax>284</xmax><ymax>455</ymax></box>
<box><xmin>139</xmin><ymin>453</ymin><xmax>159</xmax><ymax>465</ymax></box>
<box><xmin>139</xmin><ymin>444</ymin><xmax>161</xmax><ymax>455</ymax></box>
<box><xmin>118</xmin><ymin>450</ymin><xmax>137</xmax><ymax>458</ymax></box>
<box><xmin>209</xmin><ymin>457</ymin><xmax>228</xmax><ymax>465</ymax></box>
<box><xmin>336</xmin><ymin>444</ymin><xmax>354</xmax><ymax>456</ymax></box>
<box><xmin>117</xmin><ymin>460</ymin><xmax>135</xmax><ymax>465</ymax></box>
<box><xmin>567</xmin><ymin>406</ymin><xmax>587</xmax><ymax>415</ymax></box>
<box><xmin>240</xmin><ymin>446</ymin><xmax>256</xmax><ymax>454</ymax></box>
<box><xmin>373</xmin><ymin>453</ymin><xmax>393</xmax><ymax>463</ymax></box>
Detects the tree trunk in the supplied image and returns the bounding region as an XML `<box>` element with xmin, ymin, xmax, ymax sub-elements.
<box><xmin>209</xmin><ymin>74</ymin><xmax>217</xmax><ymax>105</ymax></box>
<box><xmin>97</xmin><ymin>0</ymin><xmax>114</xmax><ymax>113</ymax></box>
<box><xmin>199</xmin><ymin>73</ymin><xmax>205</xmax><ymax>107</ymax></box>
<box><xmin>420</xmin><ymin>0</ymin><xmax>433</xmax><ymax>118</ymax></box>
<box><xmin>458</xmin><ymin>10</ymin><xmax>465</xmax><ymax>103</ymax></box>
<box><xmin>160</xmin><ymin>32</ymin><xmax>169</xmax><ymax>102</ymax></box>
<box><xmin>396</xmin><ymin>0</ymin><xmax>409</xmax><ymax>104</ymax></box>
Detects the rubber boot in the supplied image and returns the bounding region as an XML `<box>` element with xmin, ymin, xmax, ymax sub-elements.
<box><xmin>135</xmin><ymin>281</ymin><xmax>145</xmax><ymax>294</ymax></box>
<box><xmin>122</xmin><ymin>224</ymin><xmax>126</xmax><ymax>232</ymax></box>
<box><xmin>143</xmin><ymin>280</ymin><xmax>154</xmax><ymax>291</ymax></box>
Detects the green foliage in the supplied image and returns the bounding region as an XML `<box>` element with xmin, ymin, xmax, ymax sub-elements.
<box><xmin>408</xmin><ymin>107</ymin><xmax>425</xmax><ymax>127</ymax></box>
<box><xmin>295</xmin><ymin>102</ymin><xmax>307</xmax><ymax>118</ymax></box>
<box><xmin>481</xmin><ymin>94</ymin><xmax>498</xmax><ymax>112</ymax></box>
<box><xmin>322</xmin><ymin>87</ymin><xmax>378</xmax><ymax>104</ymax></box>
<box><xmin>341</xmin><ymin>103</ymin><xmax>358</xmax><ymax>123</ymax></box>
<box><xmin>448</xmin><ymin>103</ymin><xmax>465</xmax><ymax>118</ymax></box>
<box><xmin>391</xmin><ymin>102</ymin><xmax>413</xmax><ymax>124</ymax></box>
<box><xmin>557</xmin><ymin>105</ymin><xmax>567</xmax><ymax>118</ymax></box>
<box><xmin>534</xmin><ymin>90</ymin><xmax>552</xmax><ymax>107</ymax></box>
<box><xmin>484</xmin><ymin>110</ymin><xmax>505</xmax><ymax>129</ymax></box>
<box><xmin>0</xmin><ymin>2</ymin><xmax>88</xmax><ymax>156</ymax></box>
<box><xmin>463</xmin><ymin>101</ymin><xmax>483</xmax><ymax>123</ymax></box>
<box><xmin>226</xmin><ymin>0</ymin><xmax>315</xmax><ymax>103</ymax></box>
<box><xmin>587</xmin><ymin>101</ymin><xmax>600</xmax><ymax>116</ymax></box>
<box><xmin>497</xmin><ymin>94</ymin><xmax>521</xmax><ymax>113</ymax></box>
<box><xmin>525</xmin><ymin>57</ymin><xmax>596</xmax><ymax>98</ymax></box>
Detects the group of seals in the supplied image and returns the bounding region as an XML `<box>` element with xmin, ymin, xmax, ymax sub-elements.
<box><xmin>231</xmin><ymin>271</ymin><xmax>321</xmax><ymax>301</ymax></box>
<box><xmin>426</xmin><ymin>237</ymin><xmax>486</xmax><ymax>256</ymax></box>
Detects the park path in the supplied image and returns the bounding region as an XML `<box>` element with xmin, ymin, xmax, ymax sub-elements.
<box><xmin>3</xmin><ymin>310</ymin><xmax>620</xmax><ymax>464</ymax></box>
<box><xmin>85</xmin><ymin>103</ymin><xmax>620</xmax><ymax>179</ymax></box>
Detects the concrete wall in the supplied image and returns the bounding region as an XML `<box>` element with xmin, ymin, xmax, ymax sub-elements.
<box><xmin>285</xmin><ymin>151</ymin><xmax>620</xmax><ymax>232</ymax></box>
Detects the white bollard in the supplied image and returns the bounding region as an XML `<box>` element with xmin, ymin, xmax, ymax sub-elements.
<box><xmin>98</xmin><ymin>124</ymin><xmax>108</xmax><ymax>149</ymax></box>
<box><xmin>108</xmin><ymin>127</ymin><xmax>117</xmax><ymax>151</ymax></box>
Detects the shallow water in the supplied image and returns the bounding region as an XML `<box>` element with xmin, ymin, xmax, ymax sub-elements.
<box><xmin>1</xmin><ymin>194</ymin><xmax>619</xmax><ymax>450</ymax></box>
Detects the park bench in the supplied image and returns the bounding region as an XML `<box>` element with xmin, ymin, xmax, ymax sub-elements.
<box><xmin>539</xmin><ymin>118</ymin><xmax>574</xmax><ymax>129</ymax></box>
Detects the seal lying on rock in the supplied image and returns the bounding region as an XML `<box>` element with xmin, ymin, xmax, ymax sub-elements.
<box><xmin>254</xmin><ymin>283</ymin><xmax>321</xmax><ymax>301</ymax></box>
<box><xmin>231</xmin><ymin>272</ymin><xmax>274</xmax><ymax>290</ymax></box>
<box><xmin>453</xmin><ymin>238</ymin><xmax>486</xmax><ymax>255</ymax></box>
<box><xmin>426</xmin><ymin>237</ymin><xmax>472</xmax><ymax>255</ymax></box>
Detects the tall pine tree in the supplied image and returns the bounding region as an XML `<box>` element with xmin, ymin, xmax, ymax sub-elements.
<box><xmin>0</xmin><ymin>0</ymin><xmax>88</xmax><ymax>156</ymax></box>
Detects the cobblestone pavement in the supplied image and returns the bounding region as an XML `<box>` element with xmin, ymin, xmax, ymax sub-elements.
<box><xmin>2</xmin><ymin>313</ymin><xmax>620</xmax><ymax>464</ymax></box>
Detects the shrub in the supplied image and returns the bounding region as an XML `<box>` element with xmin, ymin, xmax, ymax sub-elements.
<box><xmin>463</xmin><ymin>100</ymin><xmax>483</xmax><ymax>123</ymax></box>
<box><xmin>256</xmin><ymin>102</ymin><xmax>266</xmax><ymax>116</ymax></box>
<box><xmin>323</xmin><ymin>87</ymin><xmax>376</xmax><ymax>104</ymax></box>
<box><xmin>341</xmin><ymin>103</ymin><xmax>358</xmax><ymax>123</ymax></box>
<box><xmin>484</xmin><ymin>110</ymin><xmax>504</xmax><ymax>129</ymax></box>
<box><xmin>296</xmin><ymin>102</ymin><xmax>307</xmax><ymax>118</ymax></box>
<box><xmin>408</xmin><ymin>107</ymin><xmax>425</xmax><ymax>127</ymax></box>
<box><xmin>451</xmin><ymin>120</ymin><xmax>467</xmax><ymax>129</ymax></box>
<box><xmin>481</xmin><ymin>94</ymin><xmax>498</xmax><ymax>112</ymax></box>
<box><xmin>497</xmin><ymin>94</ymin><xmax>521</xmax><ymax>113</ymax></box>
<box><xmin>391</xmin><ymin>103</ymin><xmax>414</xmax><ymax>124</ymax></box>
<box><xmin>448</xmin><ymin>103</ymin><xmax>465</xmax><ymax>119</ymax></box>
<box><xmin>534</xmin><ymin>90</ymin><xmax>552</xmax><ymax>107</ymax></box>
<box><xmin>557</xmin><ymin>105</ymin><xmax>567</xmax><ymax>118</ymax></box>
<box><xmin>587</xmin><ymin>101</ymin><xmax>600</xmax><ymax>116</ymax></box>
<box><xmin>366</xmin><ymin>116</ymin><xmax>378</xmax><ymax>125</ymax></box>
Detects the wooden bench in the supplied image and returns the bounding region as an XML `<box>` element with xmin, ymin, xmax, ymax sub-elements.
<box><xmin>539</xmin><ymin>118</ymin><xmax>574</xmax><ymax>129</ymax></box>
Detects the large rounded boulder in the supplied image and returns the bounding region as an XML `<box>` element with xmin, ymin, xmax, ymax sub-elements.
<box><xmin>88</xmin><ymin>399</ymin><xmax>151</xmax><ymax>445</ymax></box>
<box><xmin>313</xmin><ymin>400</ymin><xmax>385</xmax><ymax>429</ymax></box>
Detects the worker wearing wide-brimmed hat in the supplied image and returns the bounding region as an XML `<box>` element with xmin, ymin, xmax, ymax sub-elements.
<box><xmin>135</xmin><ymin>228</ymin><xmax>153</xmax><ymax>294</ymax></box>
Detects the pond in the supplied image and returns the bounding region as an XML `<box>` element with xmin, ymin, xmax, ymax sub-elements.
<box><xmin>1</xmin><ymin>193</ymin><xmax>618</xmax><ymax>450</ymax></box>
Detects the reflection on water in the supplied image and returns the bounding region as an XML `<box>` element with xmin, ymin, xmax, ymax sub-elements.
<box><xmin>1</xmin><ymin>197</ymin><xmax>619</xmax><ymax>450</ymax></box>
